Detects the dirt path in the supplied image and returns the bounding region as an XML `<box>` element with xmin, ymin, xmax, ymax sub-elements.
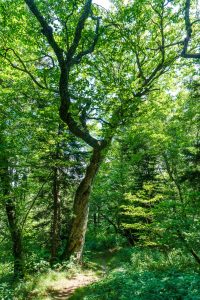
<box><xmin>46</xmin><ymin>249</ymin><xmax>118</xmax><ymax>299</ymax></box>
<box><xmin>47</xmin><ymin>271</ymin><xmax>98</xmax><ymax>300</ymax></box>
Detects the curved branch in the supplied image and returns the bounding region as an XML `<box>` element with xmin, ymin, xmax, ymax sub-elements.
<box><xmin>21</xmin><ymin>172</ymin><xmax>53</xmax><ymax>231</ymax></box>
<box><xmin>1</xmin><ymin>48</ymin><xmax>48</xmax><ymax>90</ymax></box>
<box><xmin>71</xmin><ymin>15</ymin><xmax>101</xmax><ymax>65</ymax></box>
<box><xmin>181</xmin><ymin>0</ymin><xmax>200</xmax><ymax>59</ymax></box>
<box><xmin>25</xmin><ymin>0</ymin><xmax>65</xmax><ymax>66</ymax></box>
<box><xmin>63</xmin><ymin>112</ymin><xmax>107</xmax><ymax>149</ymax></box>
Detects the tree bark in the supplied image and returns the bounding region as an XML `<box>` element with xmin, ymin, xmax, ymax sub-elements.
<box><xmin>50</xmin><ymin>166</ymin><xmax>61</xmax><ymax>265</ymax></box>
<box><xmin>61</xmin><ymin>148</ymin><xmax>103</xmax><ymax>262</ymax></box>
<box><xmin>5</xmin><ymin>201</ymin><xmax>24</xmax><ymax>278</ymax></box>
<box><xmin>0</xmin><ymin>158</ymin><xmax>24</xmax><ymax>279</ymax></box>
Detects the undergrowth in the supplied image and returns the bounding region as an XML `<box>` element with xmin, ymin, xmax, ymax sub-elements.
<box><xmin>70</xmin><ymin>248</ymin><xmax>200</xmax><ymax>300</ymax></box>
<box><xmin>1</xmin><ymin>247</ymin><xmax>200</xmax><ymax>299</ymax></box>
<box><xmin>0</xmin><ymin>256</ymin><xmax>82</xmax><ymax>300</ymax></box>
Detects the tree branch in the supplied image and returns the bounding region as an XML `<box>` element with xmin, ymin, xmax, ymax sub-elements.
<box><xmin>25</xmin><ymin>0</ymin><xmax>65</xmax><ymax>66</ymax></box>
<box><xmin>181</xmin><ymin>0</ymin><xmax>200</xmax><ymax>59</ymax></box>
<box><xmin>24</xmin><ymin>0</ymin><xmax>107</xmax><ymax>149</ymax></box>
<box><xmin>66</xmin><ymin>0</ymin><xmax>92</xmax><ymax>64</ymax></box>
<box><xmin>21</xmin><ymin>172</ymin><xmax>53</xmax><ymax>231</ymax></box>
<box><xmin>147</xmin><ymin>41</ymin><xmax>184</xmax><ymax>51</ymax></box>
<box><xmin>135</xmin><ymin>47</ymin><xmax>146</xmax><ymax>82</ymax></box>
<box><xmin>1</xmin><ymin>48</ymin><xmax>49</xmax><ymax>91</ymax></box>
<box><xmin>64</xmin><ymin>113</ymin><xmax>106</xmax><ymax>149</ymax></box>
<box><xmin>71</xmin><ymin>15</ymin><xmax>101</xmax><ymax>65</ymax></box>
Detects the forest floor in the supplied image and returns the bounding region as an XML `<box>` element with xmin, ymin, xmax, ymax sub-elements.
<box><xmin>46</xmin><ymin>249</ymin><xmax>117</xmax><ymax>300</ymax></box>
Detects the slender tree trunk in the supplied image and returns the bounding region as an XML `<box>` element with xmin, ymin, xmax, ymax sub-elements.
<box><xmin>97</xmin><ymin>206</ymin><xmax>101</xmax><ymax>225</ymax></box>
<box><xmin>5</xmin><ymin>201</ymin><xmax>24</xmax><ymax>278</ymax></box>
<box><xmin>61</xmin><ymin>148</ymin><xmax>103</xmax><ymax>262</ymax></box>
<box><xmin>50</xmin><ymin>166</ymin><xmax>61</xmax><ymax>265</ymax></box>
<box><xmin>93</xmin><ymin>213</ymin><xmax>97</xmax><ymax>230</ymax></box>
<box><xmin>50</xmin><ymin>125</ymin><xmax>63</xmax><ymax>264</ymax></box>
<box><xmin>0</xmin><ymin>159</ymin><xmax>24</xmax><ymax>279</ymax></box>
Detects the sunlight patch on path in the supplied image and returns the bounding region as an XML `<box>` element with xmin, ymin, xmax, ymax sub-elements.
<box><xmin>47</xmin><ymin>271</ymin><xmax>98</xmax><ymax>300</ymax></box>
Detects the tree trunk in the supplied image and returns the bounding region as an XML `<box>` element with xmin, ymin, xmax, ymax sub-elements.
<box><xmin>0</xmin><ymin>159</ymin><xmax>24</xmax><ymax>279</ymax></box>
<box><xmin>5</xmin><ymin>201</ymin><xmax>24</xmax><ymax>278</ymax></box>
<box><xmin>50</xmin><ymin>166</ymin><xmax>61</xmax><ymax>265</ymax></box>
<box><xmin>61</xmin><ymin>148</ymin><xmax>102</xmax><ymax>262</ymax></box>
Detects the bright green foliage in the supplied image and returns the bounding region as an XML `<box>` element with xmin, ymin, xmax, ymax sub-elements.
<box><xmin>0</xmin><ymin>0</ymin><xmax>200</xmax><ymax>298</ymax></box>
<box><xmin>90</xmin><ymin>67</ymin><xmax>200</xmax><ymax>256</ymax></box>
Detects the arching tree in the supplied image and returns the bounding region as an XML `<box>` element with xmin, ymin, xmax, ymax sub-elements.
<box><xmin>0</xmin><ymin>0</ymin><xmax>191</xmax><ymax>262</ymax></box>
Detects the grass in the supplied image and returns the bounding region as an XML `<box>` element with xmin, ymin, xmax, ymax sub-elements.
<box><xmin>0</xmin><ymin>269</ymin><xmax>72</xmax><ymax>300</ymax></box>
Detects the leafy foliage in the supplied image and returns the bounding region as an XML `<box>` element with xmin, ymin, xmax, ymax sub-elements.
<box><xmin>0</xmin><ymin>0</ymin><xmax>200</xmax><ymax>298</ymax></box>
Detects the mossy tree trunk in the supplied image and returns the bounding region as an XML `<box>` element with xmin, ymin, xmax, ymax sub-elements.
<box><xmin>61</xmin><ymin>149</ymin><xmax>102</xmax><ymax>262</ymax></box>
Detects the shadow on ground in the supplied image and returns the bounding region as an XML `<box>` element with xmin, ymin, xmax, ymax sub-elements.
<box><xmin>48</xmin><ymin>286</ymin><xmax>77</xmax><ymax>300</ymax></box>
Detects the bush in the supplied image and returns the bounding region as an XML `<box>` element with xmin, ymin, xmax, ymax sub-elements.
<box><xmin>85</xmin><ymin>231</ymin><xmax>124</xmax><ymax>252</ymax></box>
<box><xmin>71</xmin><ymin>248</ymin><xmax>200</xmax><ymax>300</ymax></box>
<box><xmin>82</xmin><ymin>269</ymin><xmax>200</xmax><ymax>300</ymax></box>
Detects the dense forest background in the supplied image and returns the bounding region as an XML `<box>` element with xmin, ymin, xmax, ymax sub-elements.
<box><xmin>0</xmin><ymin>0</ymin><xmax>199</xmax><ymax>299</ymax></box>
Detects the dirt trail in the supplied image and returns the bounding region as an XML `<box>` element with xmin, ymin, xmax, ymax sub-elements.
<box><xmin>48</xmin><ymin>271</ymin><xmax>98</xmax><ymax>300</ymax></box>
<box><xmin>47</xmin><ymin>249</ymin><xmax>117</xmax><ymax>299</ymax></box>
